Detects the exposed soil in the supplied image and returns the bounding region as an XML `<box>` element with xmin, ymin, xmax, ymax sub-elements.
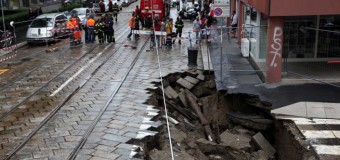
<box><xmin>132</xmin><ymin>70</ymin><xmax>317</xmax><ymax>160</ymax></box>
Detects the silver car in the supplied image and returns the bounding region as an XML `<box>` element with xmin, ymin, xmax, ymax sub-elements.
<box><xmin>26</xmin><ymin>13</ymin><xmax>68</xmax><ymax>44</ymax></box>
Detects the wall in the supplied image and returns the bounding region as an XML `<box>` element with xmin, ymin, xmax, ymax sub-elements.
<box><xmin>241</xmin><ymin>0</ymin><xmax>269</xmax><ymax>15</ymax></box>
<box><xmin>270</xmin><ymin>0</ymin><xmax>340</xmax><ymax>16</ymax></box>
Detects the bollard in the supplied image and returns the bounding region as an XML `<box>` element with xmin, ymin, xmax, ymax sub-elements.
<box><xmin>187</xmin><ymin>47</ymin><xmax>198</xmax><ymax>67</ymax></box>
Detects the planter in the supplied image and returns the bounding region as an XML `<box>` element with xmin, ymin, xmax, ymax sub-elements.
<box><xmin>188</xmin><ymin>47</ymin><xmax>198</xmax><ymax>67</ymax></box>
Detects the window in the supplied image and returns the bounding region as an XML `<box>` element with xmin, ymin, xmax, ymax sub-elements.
<box><xmin>31</xmin><ymin>18</ymin><xmax>53</xmax><ymax>28</ymax></box>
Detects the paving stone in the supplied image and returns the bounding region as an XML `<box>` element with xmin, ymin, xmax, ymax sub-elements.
<box><xmin>94</xmin><ymin>144</ymin><xmax>115</xmax><ymax>152</ymax></box>
<box><xmin>196</xmin><ymin>74</ymin><xmax>205</xmax><ymax>81</ymax></box>
<box><xmin>91</xmin><ymin>150</ymin><xmax>120</xmax><ymax>159</ymax></box>
<box><xmin>184</xmin><ymin>76</ymin><xmax>200</xmax><ymax>85</ymax></box>
<box><xmin>176</xmin><ymin>78</ymin><xmax>195</xmax><ymax>90</ymax></box>
<box><xmin>116</xmin><ymin>143</ymin><xmax>135</xmax><ymax>150</ymax></box>
<box><xmin>82</xmin><ymin>143</ymin><xmax>98</xmax><ymax>149</ymax></box>
<box><xmin>79</xmin><ymin>148</ymin><xmax>95</xmax><ymax>155</ymax></box>
<box><xmin>123</xmin><ymin>132</ymin><xmax>138</xmax><ymax>139</ymax></box>
<box><xmin>39</xmin><ymin>143</ymin><xmax>60</xmax><ymax>151</ymax></box>
<box><xmin>252</xmin><ymin>132</ymin><xmax>276</xmax><ymax>158</ymax></box>
<box><xmin>33</xmin><ymin>151</ymin><xmax>54</xmax><ymax>158</ymax></box>
<box><xmin>65</xmin><ymin>135</ymin><xmax>82</xmax><ymax>142</ymax></box>
<box><xmin>106</xmin><ymin>123</ymin><xmax>126</xmax><ymax>130</ymax></box>
<box><xmin>59</xmin><ymin>142</ymin><xmax>78</xmax><ymax>149</ymax></box>
<box><xmin>164</xmin><ymin>86</ymin><xmax>179</xmax><ymax>99</ymax></box>
<box><xmin>102</xmin><ymin>134</ymin><xmax>130</xmax><ymax>143</ymax></box>
<box><xmin>12</xmin><ymin>153</ymin><xmax>33</xmax><ymax>159</ymax></box>
<box><xmin>53</xmin><ymin>148</ymin><xmax>73</xmax><ymax>155</ymax></box>
<box><xmin>75</xmin><ymin>154</ymin><xmax>93</xmax><ymax>160</ymax></box>
<box><xmin>97</xmin><ymin>139</ymin><xmax>120</xmax><ymax>147</ymax></box>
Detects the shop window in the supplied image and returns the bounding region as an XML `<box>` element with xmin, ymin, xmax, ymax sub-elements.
<box><xmin>284</xmin><ymin>16</ymin><xmax>317</xmax><ymax>58</ymax></box>
<box><xmin>317</xmin><ymin>15</ymin><xmax>340</xmax><ymax>58</ymax></box>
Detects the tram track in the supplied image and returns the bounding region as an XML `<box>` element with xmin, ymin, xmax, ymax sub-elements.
<box><xmin>3</xmin><ymin>36</ymin><xmax>148</xmax><ymax>159</ymax></box>
<box><xmin>0</xmin><ymin>27</ymin><xmax>133</xmax><ymax>159</ymax></box>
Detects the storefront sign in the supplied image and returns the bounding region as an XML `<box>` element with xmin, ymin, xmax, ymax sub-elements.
<box><xmin>214</xmin><ymin>0</ymin><xmax>230</xmax><ymax>6</ymax></box>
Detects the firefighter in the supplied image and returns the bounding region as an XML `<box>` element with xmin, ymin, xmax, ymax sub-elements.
<box><xmin>112</xmin><ymin>2</ymin><xmax>119</xmax><ymax>22</ymax></box>
<box><xmin>174</xmin><ymin>16</ymin><xmax>184</xmax><ymax>44</ymax></box>
<box><xmin>134</xmin><ymin>12</ymin><xmax>140</xmax><ymax>39</ymax></box>
<box><xmin>105</xmin><ymin>13</ymin><xmax>115</xmax><ymax>43</ymax></box>
<box><xmin>143</xmin><ymin>7</ymin><xmax>152</xmax><ymax>29</ymax></box>
<box><xmin>87</xmin><ymin>15</ymin><xmax>96</xmax><ymax>43</ymax></box>
<box><xmin>95</xmin><ymin>18</ymin><xmax>105</xmax><ymax>44</ymax></box>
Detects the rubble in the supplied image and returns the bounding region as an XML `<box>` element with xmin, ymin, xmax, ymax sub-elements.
<box><xmin>142</xmin><ymin>71</ymin><xmax>277</xmax><ymax>160</ymax></box>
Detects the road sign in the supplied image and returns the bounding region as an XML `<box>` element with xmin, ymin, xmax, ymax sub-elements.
<box><xmin>214</xmin><ymin>8</ymin><xmax>222</xmax><ymax>16</ymax></box>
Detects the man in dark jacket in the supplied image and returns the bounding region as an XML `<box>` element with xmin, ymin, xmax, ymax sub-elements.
<box><xmin>104</xmin><ymin>13</ymin><xmax>115</xmax><ymax>43</ymax></box>
<box><xmin>99</xmin><ymin>1</ymin><xmax>105</xmax><ymax>13</ymax></box>
<box><xmin>174</xmin><ymin>16</ymin><xmax>184</xmax><ymax>44</ymax></box>
<box><xmin>112</xmin><ymin>3</ymin><xmax>119</xmax><ymax>22</ymax></box>
<box><xmin>95</xmin><ymin>18</ymin><xmax>105</xmax><ymax>44</ymax></box>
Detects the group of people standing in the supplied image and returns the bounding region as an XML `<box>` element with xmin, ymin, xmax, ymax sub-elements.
<box><xmin>67</xmin><ymin>13</ymin><xmax>116</xmax><ymax>45</ymax></box>
<box><xmin>127</xmin><ymin>6</ymin><xmax>184</xmax><ymax>48</ymax></box>
<box><xmin>28</xmin><ymin>6</ymin><xmax>43</xmax><ymax>19</ymax></box>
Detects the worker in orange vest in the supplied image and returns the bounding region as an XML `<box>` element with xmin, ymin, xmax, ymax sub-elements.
<box><xmin>87</xmin><ymin>15</ymin><xmax>96</xmax><ymax>43</ymax></box>
<box><xmin>127</xmin><ymin>12</ymin><xmax>136</xmax><ymax>40</ymax></box>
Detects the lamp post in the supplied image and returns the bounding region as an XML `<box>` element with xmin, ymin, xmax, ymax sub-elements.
<box><xmin>10</xmin><ymin>21</ymin><xmax>17</xmax><ymax>53</ymax></box>
<box><xmin>1</xmin><ymin>0</ymin><xmax>5</xmax><ymax>32</ymax></box>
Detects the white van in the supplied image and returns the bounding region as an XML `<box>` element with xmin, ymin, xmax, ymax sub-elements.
<box><xmin>26</xmin><ymin>13</ymin><xmax>68</xmax><ymax>44</ymax></box>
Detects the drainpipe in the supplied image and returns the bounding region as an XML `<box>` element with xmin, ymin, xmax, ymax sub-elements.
<box><xmin>267</xmin><ymin>0</ymin><xmax>271</xmax><ymax>16</ymax></box>
<box><xmin>1</xmin><ymin>0</ymin><xmax>5</xmax><ymax>32</ymax></box>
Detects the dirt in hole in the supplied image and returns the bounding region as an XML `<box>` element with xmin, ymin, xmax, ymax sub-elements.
<box><xmin>134</xmin><ymin>70</ymin><xmax>314</xmax><ymax>160</ymax></box>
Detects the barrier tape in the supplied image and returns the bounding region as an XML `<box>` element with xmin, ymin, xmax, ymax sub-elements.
<box><xmin>0</xmin><ymin>53</ymin><xmax>17</xmax><ymax>62</ymax></box>
<box><xmin>0</xmin><ymin>36</ymin><xmax>14</xmax><ymax>43</ymax></box>
<box><xmin>1</xmin><ymin>45</ymin><xmax>16</xmax><ymax>51</ymax></box>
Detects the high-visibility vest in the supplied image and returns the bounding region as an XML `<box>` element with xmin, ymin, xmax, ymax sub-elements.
<box><xmin>128</xmin><ymin>16</ymin><xmax>135</xmax><ymax>28</ymax></box>
<box><xmin>87</xmin><ymin>18</ymin><xmax>95</xmax><ymax>27</ymax></box>
<box><xmin>67</xmin><ymin>21</ymin><xmax>74</xmax><ymax>30</ymax></box>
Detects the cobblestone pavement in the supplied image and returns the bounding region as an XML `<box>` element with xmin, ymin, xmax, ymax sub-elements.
<box><xmin>0</xmin><ymin>4</ymin><xmax>203</xmax><ymax>160</ymax></box>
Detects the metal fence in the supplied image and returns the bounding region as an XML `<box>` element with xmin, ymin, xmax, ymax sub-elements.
<box><xmin>283</xmin><ymin>27</ymin><xmax>340</xmax><ymax>86</ymax></box>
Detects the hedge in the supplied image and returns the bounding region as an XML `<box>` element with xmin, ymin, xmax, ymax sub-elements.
<box><xmin>0</xmin><ymin>3</ymin><xmax>82</xmax><ymax>29</ymax></box>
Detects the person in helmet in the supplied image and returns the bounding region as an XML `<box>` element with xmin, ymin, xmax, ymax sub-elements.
<box><xmin>143</xmin><ymin>6</ymin><xmax>152</xmax><ymax>29</ymax></box>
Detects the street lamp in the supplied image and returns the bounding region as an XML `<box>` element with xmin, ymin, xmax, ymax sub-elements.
<box><xmin>10</xmin><ymin>21</ymin><xmax>17</xmax><ymax>53</ymax></box>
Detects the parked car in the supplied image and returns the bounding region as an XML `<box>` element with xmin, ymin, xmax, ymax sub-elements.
<box><xmin>66</xmin><ymin>8</ymin><xmax>91</xmax><ymax>24</ymax></box>
<box><xmin>26</xmin><ymin>13</ymin><xmax>68</xmax><ymax>44</ymax></box>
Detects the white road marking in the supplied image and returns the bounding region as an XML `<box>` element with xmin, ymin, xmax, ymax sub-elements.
<box><xmin>279</xmin><ymin>117</ymin><xmax>340</xmax><ymax>125</ymax></box>
<box><xmin>312</xmin><ymin>145</ymin><xmax>340</xmax><ymax>155</ymax></box>
<box><xmin>302</xmin><ymin>130</ymin><xmax>339</xmax><ymax>139</ymax></box>
<box><xmin>50</xmin><ymin>45</ymin><xmax>111</xmax><ymax>97</ymax></box>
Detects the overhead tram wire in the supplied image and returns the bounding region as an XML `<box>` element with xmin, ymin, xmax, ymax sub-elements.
<box><xmin>151</xmin><ymin>11</ymin><xmax>175</xmax><ymax>160</ymax></box>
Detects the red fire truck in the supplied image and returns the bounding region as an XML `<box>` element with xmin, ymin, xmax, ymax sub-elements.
<box><xmin>140</xmin><ymin>0</ymin><xmax>170</xmax><ymax>20</ymax></box>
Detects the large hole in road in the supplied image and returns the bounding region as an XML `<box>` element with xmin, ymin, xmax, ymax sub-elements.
<box><xmin>131</xmin><ymin>71</ymin><xmax>317</xmax><ymax>160</ymax></box>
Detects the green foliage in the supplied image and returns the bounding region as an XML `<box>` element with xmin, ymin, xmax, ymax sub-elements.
<box><xmin>58</xmin><ymin>3</ymin><xmax>82</xmax><ymax>12</ymax></box>
<box><xmin>0</xmin><ymin>11</ymin><xmax>29</xmax><ymax>29</ymax></box>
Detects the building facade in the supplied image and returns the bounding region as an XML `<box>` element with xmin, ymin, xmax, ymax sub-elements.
<box><xmin>2</xmin><ymin>0</ymin><xmax>60</xmax><ymax>10</ymax></box>
<box><xmin>229</xmin><ymin>0</ymin><xmax>340</xmax><ymax>83</ymax></box>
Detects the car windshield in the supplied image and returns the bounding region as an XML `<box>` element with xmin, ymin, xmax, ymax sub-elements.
<box><xmin>72</xmin><ymin>9</ymin><xmax>87</xmax><ymax>16</ymax></box>
<box><xmin>30</xmin><ymin>18</ymin><xmax>53</xmax><ymax>28</ymax></box>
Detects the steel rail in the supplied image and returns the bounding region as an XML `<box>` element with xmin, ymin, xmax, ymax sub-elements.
<box><xmin>68</xmin><ymin>37</ymin><xmax>149</xmax><ymax>160</ymax></box>
<box><xmin>0</xmin><ymin>45</ymin><xmax>99</xmax><ymax>122</ymax></box>
<box><xmin>3</xmin><ymin>43</ymin><xmax>117</xmax><ymax>160</ymax></box>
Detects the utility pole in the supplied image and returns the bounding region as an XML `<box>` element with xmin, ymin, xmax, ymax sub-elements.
<box><xmin>1</xmin><ymin>0</ymin><xmax>5</xmax><ymax>32</ymax></box>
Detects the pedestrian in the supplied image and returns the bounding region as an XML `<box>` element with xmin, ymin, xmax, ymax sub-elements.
<box><xmin>174</xmin><ymin>16</ymin><xmax>184</xmax><ymax>44</ymax></box>
<box><xmin>176</xmin><ymin>0</ymin><xmax>180</xmax><ymax>11</ymax></box>
<box><xmin>99</xmin><ymin>0</ymin><xmax>105</xmax><ymax>13</ymax></box>
<box><xmin>160</xmin><ymin>19</ymin><xmax>166</xmax><ymax>46</ymax></box>
<box><xmin>135</xmin><ymin>5</ymin><xmax>141</xmax><ymax>18</ymax></box>
<box><xmin>193</xmin><ymin>16</ymin><xmax>201</xmax><ymax>43</ymax></box>
<box><xmin>29</xmin><ymin>8</ymin><xmax>35</xmax><ymax>19</ymax></box>
<box><xmin>108</xmin><ymin>0</ymin><xmax>113</xmax><ymax>12</ymax></box>
<box><xmin>35</xmin><ymin>6</ymin><xmax>43</xmax><ymax>17</ymax></box>
<box><xmin>67</xmin><ymin>19</ymin><xmax>75</xmax><ymax>45</ymax></box>
<box><xmin>127</xmin><ymin>12</ymin><xmax>136</xmax><ymax>40</ymax></box>
<box><xmin>88</xmin><ymin>1</ymin><xmax>93</xmax><ymax>8</ymax></box>
<box><xmin>230</xmin><ymin>10</ymin><xmax>238</xmax><ymax>38</ymax></box>
<box><xmin>154</xmin><ymin>17</ymin><xmax>162</xmax><ymax>47</ymax></box>
<box><xmin>87</xmin><ymin>15</ymin><xmax>96</xmax><ymax>43</ymax></box>
<box><xmin>104</xmin><ymin>13</ymin><xmax>114</xmax><ymax>43</ymax></box>
<box><xmin>112</xmin><ymin>3</ymin><xmax>119</xmax><ymax>22</ymax></box>
<box><xmin>83</xmin><ymin>16</ymin><xmax>89</xmax><ymax>43</ymax></box>
<box><xmin>165</xmin><ymin>18</ymin><xmax>173</xmax><ymax>47</ymax></box>
<box><xmin>95</xmin><ymin>17</ymin><xmax>105</xmax><ymax>44</ymax></box>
